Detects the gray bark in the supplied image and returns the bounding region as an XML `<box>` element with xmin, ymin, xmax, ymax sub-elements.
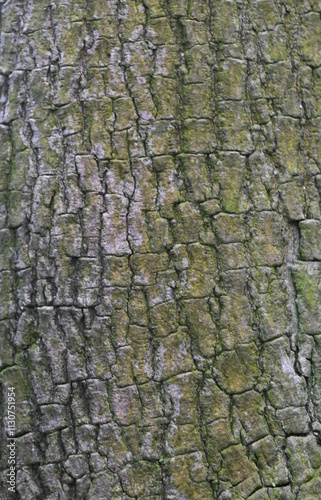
<box><xmin>1</xmin><ymin>0</ymin><xmax>321</xmax><ymax>498</ymax></box>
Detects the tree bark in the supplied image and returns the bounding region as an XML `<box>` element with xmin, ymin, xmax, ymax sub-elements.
<box><xmin>1</xmin><ymin>0</ymin><xmax>321</xmax><ymax>498</ymax></box>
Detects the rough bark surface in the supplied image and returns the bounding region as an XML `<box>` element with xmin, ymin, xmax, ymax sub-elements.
<box><xmin>1</xmin><ymin>0</ymin><xmax>321</xmax><ymax>498</ymax></box>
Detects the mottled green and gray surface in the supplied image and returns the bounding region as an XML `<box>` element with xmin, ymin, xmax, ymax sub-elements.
<box><xmin>1</xmin><ymin>0</ymin><xmax>321</xmax><ymax>498</ymax></box>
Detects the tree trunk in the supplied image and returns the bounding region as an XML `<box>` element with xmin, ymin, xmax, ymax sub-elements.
<box><xmin>1</xmin><ymin>0</ymin><xmax>321</xmax><ymax>498</ymax></box>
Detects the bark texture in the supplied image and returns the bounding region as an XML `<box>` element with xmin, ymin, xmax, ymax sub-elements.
<box><xmin>1</xmin><ymin>0</ymin><xmax>321</xmax><ymax>498</ymax></box>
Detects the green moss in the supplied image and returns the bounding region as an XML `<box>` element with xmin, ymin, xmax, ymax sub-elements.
<box><xmin>293</xmin><ymin>265</ymin><xmax>318</xmax><ymax>309</ymax></box>
<box><xmin>215</xmin><ymin>343</ymin><xmax>260</xmax><ymax>394</ymax></box>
